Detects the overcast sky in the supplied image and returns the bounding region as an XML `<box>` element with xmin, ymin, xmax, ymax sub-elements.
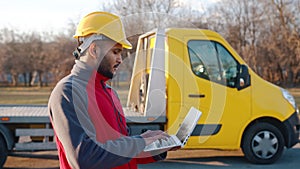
<box><xmin>0</xmin><ymin>0</ymin><xmax>220</xmax><ymax>34</ymax></box>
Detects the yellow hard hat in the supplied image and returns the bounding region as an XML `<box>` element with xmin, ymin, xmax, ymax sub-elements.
<box><xmin>73</xmin><ymin>11</ymin><xmax>132</xmax><ymax>49</ymax></box>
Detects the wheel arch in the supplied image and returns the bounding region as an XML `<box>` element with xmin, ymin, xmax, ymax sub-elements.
<box><xmin>241</xmin><ymin>117</ymin><xmax>288</xmax><ymax>148</ymax></box>
<box><xmin>0</xmin><ymin>124</ymin><xmax>14</xmax><ymax>150</ymax></box>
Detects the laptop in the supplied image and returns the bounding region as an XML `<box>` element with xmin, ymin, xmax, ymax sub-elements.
<box><xmin>144</xmin><ymin>107</ymin><xmax>202</xmax><ymax>152</ymax></box>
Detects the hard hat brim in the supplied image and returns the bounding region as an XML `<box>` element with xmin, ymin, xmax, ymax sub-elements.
<box><xmin>120</xmin><ymin>39</ymin><xmax>132</xmax><ymax>49</ymax></box>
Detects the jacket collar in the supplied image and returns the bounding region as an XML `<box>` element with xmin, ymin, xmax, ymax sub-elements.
<box><xmin>71</xmin><ymin>60</ymin><xmax>110</xmax><ymax>82</ymax></box>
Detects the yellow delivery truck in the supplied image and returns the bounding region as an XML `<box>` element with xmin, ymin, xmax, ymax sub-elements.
<box><xmin>124</xmin><ymin>28</ymin><xmax>300</xmax><ymax>164</ymax></box>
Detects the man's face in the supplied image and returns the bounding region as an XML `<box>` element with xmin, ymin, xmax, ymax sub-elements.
<box><xmin>97</xmin><ymin>41</ymin><xmax>123</xmax><ymax>79</ymax></box>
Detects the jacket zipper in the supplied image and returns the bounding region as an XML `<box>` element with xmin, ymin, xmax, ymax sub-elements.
<box><xmin>100</xmin><ymin>80</ymin><xmax>127</xmax><ymax>135</ymax></box>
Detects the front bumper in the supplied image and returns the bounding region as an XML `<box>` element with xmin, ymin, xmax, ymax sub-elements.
<box><xmin>283</xmin><ymin>111</ymin><xmax>300</xmax><ymax>147</ymax></box>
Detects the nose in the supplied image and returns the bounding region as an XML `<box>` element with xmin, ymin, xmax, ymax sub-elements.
<box><xmin>116</xmin><ymin>53</ymin><xmax>122</xmax><ymax>64</ymax></box>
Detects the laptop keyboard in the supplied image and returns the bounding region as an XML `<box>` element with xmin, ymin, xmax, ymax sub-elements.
<box><xmin>161</xmin><ymin>136</ymin><xmax>177</xmax><ymax>146</ymax></box>
<box><xmin>144</xmin><ymin>135</ymin><xmax>178</xmax><ymax>151</ymax></box>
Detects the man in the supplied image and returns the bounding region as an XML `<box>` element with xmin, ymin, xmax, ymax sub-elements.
<box><xmin>48</xmin><ymin>11</ymin><xmax>169</xmax><ymax>169</ymax></box>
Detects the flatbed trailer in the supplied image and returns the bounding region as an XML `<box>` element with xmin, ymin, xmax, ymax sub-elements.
<box><xmin>0</xmin><ymin>105</ymin><xmax>56</xmax><ymax>166</ymax></box>
<box><xmin>0</xmin><ymin>105</ymin><xmax>166</xmax><ymax>167</ymax></box>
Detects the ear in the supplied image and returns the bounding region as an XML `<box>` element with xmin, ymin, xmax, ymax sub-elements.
<box><xmin>88</xmin><ymin>42</ymin><xmax>98</xmax><ymax>59</ymax></box>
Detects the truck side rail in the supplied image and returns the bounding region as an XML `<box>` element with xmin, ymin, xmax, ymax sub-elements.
<box><xmin>14</xmin><ymin>125</ymin><xmax>56</xmax><ymax>151</ymax></box>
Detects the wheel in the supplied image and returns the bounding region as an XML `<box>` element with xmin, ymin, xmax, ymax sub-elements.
<box><xmin>242</xmin><ymin>122</ymin><xmax>285</xmax><ymax>164</ymax></box>
<box><xmin>0</xmin><ymin>135</ymin><xmax>8</xmax><ymax>167</ymax></box>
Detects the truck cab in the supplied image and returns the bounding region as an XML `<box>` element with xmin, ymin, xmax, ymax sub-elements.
<box><xmin>125</xmin><ymin>28</ymin><xmax>300</xmax><ymax>164</ymax></box>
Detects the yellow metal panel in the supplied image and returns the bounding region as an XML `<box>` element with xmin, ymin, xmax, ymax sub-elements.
<box><xmin>251</xmin><ymin>73</ymin><xmax>294</xmax><ymax>120</ymax></box>
<box><xmin>161</xmin><ymin>28</ymin><xmax>296</xmax><ymax>150</ymax></box>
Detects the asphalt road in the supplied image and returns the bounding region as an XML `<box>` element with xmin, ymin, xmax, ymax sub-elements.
<box><xmin>139</xmin><ymin>146</ymin><xmax>300</xmax><ymax>169</ymax></box>
<box><xmin>3</xmin><ymin>143</ymin><xmax>300</xmax><ymax>169</ymax></box>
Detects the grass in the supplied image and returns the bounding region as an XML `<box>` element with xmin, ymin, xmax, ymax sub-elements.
<box><xmin>0</xmin><ymin>86</ymin><xmax>299</xmax><ymax>111</ymax></box>
<box><xmin>0</xmin><ymin>82</ymin><xmax>130</xmax><ymax>106</ymax></box>
<box><xmin>0</xmin><ymin>86</ymin><xmax>53</xmax><ymax>105</ymax></box>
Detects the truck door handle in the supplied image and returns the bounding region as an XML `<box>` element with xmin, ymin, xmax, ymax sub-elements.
<box><xmin>188</xmin><ymin>94</ymin><xmax>205</xmax><ymax>98</ymax></box>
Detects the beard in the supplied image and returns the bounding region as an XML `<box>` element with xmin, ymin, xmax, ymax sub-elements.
<box><xmin>98</xmin><ymin>65</ymin><xmax>114</xmax><ymax>79</ymax></box>
<box><xmin>97</xmin><ymin>55</ymin><xmax>114</xmax><ymax>79</ymax></box>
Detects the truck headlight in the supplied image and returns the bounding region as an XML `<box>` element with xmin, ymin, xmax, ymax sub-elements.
<box><xmin>281</xmin><ymin>88</ymin><xmax>297</xmax><ymax>110</ymax></box>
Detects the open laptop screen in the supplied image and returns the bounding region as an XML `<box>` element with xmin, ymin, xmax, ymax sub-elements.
<box><xmin>176</xmin><ymin>107</ymin><xmax>201</xmax><ymax>142</ymax></box>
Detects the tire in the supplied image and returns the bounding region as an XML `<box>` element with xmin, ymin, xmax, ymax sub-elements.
<box><xmin>242</xmin><ymin>122</ymin><xmax>285</xmax><ymax>164</ymax></box>
<box><xmin>0</xmin><ymin>135</ymin><xmax>8</xmax><ymax>167</ymax></box>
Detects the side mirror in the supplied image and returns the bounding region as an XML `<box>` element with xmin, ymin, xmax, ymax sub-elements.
<box><xmin>237</xmin><ymin>64</ymin><xmax>251</xmax><ymax>90</ymax></box>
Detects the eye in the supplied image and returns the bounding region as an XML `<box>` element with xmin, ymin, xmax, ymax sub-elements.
<box><xmin>113</xmin><ymin>49</ymin><xmax>122</xmax><ymax>55</ymax></box>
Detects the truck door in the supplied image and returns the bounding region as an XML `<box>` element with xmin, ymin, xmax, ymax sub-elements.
<box><xmin>183</xmin><ymin>39</ymin><xmax>251</xmax><ymax>148</ymax></box>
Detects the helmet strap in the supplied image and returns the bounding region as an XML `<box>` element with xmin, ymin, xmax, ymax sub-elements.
<box><xmin>72</xmin><ymin>47</ymin><xmax>81</xmax><ymax>60</ymax></box>
<box><xmin>78</xmin><ymin>34</ymin><xmax>109</xmax><ymax>53</ymax></box>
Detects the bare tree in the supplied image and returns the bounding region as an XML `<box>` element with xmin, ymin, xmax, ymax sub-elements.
<box><xmin>0</xmin><ymin>27</ymin><xmax>76</xmax><ymax>86</ymax></box>
<box><xmin>207</xmin><ymin>0</ymin><xmax>266</xmax><ymax>69</ymax></box>
<box><xmin>1</xmin><ymin>29</ymin><xmax>23</xmax><ymax>86</ymax></box>
<box><xmin>47</xmin><ymin>33</ymin><xmax>76</xmax><ymax>83</ymax></box>
<box><xmin>257</xmin><ymin>0</ymin><xmax>300</xmax><ymax>86</ymax></box>
<box><xmin>0</xmin><ymin>0</ymin><xmax>299</xmax><ymax>87</ymax></box>
<box><xmin>205</xmin><ymin>0</ymin><xmax>300</xmax><ymax>86</ymax></box>
<box><xmin>102</xmin><ymin>0</ymin><xmax>204</xmax><ymax>88</ymax></box>
<box><xmin>104</xmin><ymin>0</ymin><xmax>201</xmax><ymax>41</ymax></box>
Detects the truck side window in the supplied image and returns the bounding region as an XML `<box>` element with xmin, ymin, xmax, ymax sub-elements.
<box><xmin>216</xmin><ymin>43</ymin><xmax>238</xmax><ymax>88</ymax></box>
<box><xmin>188</xmin><ymin>46</ymin><xmax>209</xmax><ymax>80</ymax></box>
<box><xmin>188</xmin><ymin>40</ymin><xmax>239</xmax><ymax>88</ymax></box>
<box><xmin>188</xmin><ymin>41</ymin><xmax>221</xmax><ymax>83</ymax></box>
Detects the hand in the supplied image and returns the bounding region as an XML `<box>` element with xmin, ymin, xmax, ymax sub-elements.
<box><xmin>140</xmin><ymin>130</ymin><xmax>170</xmax><ymax>146</ymax></box>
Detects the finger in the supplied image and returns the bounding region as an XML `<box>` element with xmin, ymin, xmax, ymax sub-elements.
<box><xmin>150</xmin><ymin>130</ymin><xmax>164</xmax><ymax>135</ymax></box>
<box><xmin>155</xmin><ymin>133</ymin><xmax>169</xmax><ymax>141</ymax></box>
<box><xmin>142</xmin><ymin>130</ymin><xmax>163</xmax><ymax>137</ymax></box>
<box><xmin>140</xmin><ymin>130</ymin><xmax>153</xmax><ymax>138</ymax></box>
<box><xmin>142</xmin><ymin>130</ymin><xmax>152</xmax><ymax>134</ymax></box>
<box><xmin>161</xmin><ymin>132</ymin><xmax>170</xmax><ymax>137</ymax></box>
<box><xmin>155</xmin><ymin>130</ymin><xmax>170</xmax><ymax>137</ymax></box>
<box><xmin>156</xmin><ymin>131</ymin><xmax>170</xmax><ymax>139</ymax></box>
